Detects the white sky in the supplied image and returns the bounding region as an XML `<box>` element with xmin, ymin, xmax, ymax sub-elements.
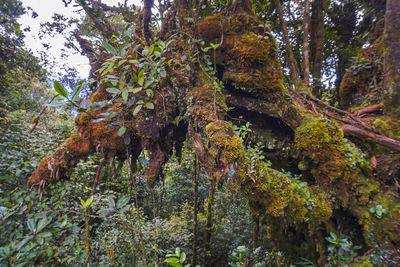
<box><xmin>19</xmin><ymin>0</ymin><xmax>141</xmax><ymax>79</ymax></box>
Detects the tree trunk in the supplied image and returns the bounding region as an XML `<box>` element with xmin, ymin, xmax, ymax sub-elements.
<box><xmin>191</xmin><ymin>156</ymin><xmax>199</xmax><ymax>267</ymax></box>
<box><xmin>302</xmin><ymin>0</ymin><xmax>311</xmax><ymax>87</ymax></box>
<box><xmin>274</xmin><ymin>0</ymin><xmax>300</xmax><ymax>88</ymax></box>
<box><xmin>383</xmin><ymin>0</ymin><xmax>400</xmax><ymax>118</ymax></box>
<box><xmin>310</xmin><ymin>0</ymin><xmax>324</xmax><ymax>97</ymax></box>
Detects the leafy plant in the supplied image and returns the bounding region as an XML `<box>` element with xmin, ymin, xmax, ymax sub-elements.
<box><xmin>325</xmin><ymin>232</ymin><xmax>360</xmax><ymax>266</ymax></box>
<box><xmin>164</xmin><ymin>247</ymin><xmax>190</xmax><ymax>267</ymax></box>
<box><xmin>229</xmin><ymin>245</ymin><xmax>250</xmax><ymax>267</ymax></box>
<box><xmin>369</xmin><ymin>204</ymin><xmax>387</xmax><ymax>219</ymax></box>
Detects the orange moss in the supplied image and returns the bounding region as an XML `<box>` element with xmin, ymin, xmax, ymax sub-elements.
<box><xmin>63</xmin><ymin>133</ymin><xmax>92</xmax><ymax>156</ymax></box>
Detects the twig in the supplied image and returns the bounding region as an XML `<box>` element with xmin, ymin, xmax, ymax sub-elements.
<box><xmin>305</xmin><ymin>93</ymin><xmax>372</xmax><ymax>130</ymax></box>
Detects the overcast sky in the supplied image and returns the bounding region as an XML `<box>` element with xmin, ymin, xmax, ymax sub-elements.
<box><xmin>19</xmin><ymin>0</ymin><xmax>141</xmax><ymax>79</ymax></box>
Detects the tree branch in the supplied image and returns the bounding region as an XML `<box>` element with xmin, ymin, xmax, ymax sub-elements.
<box><xmin>341</xmin><ymin>124</ymin><xmax>400</xmax><ymax>152</ymax></box>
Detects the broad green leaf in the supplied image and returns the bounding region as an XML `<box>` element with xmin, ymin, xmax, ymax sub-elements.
<box><xmin>144</xmin><ymin>79</ymin><xmax>154</xmax><ymax>89</ymax></box>
<box><xmin>54</xmin><ymin>81</ymin><xmax>68</xmax><ymax>98</ymax></box>
<box><xmin>16</xmin><ymin>236</ymin><xmax>33</xmax><ymax>250</ymax></box>
<box><xmin>122</xmin><ymin>90</ymin><xmax>128</xmax><ymax>102</ymax></box>
<box><xmin>106</xmin><ymin>87</ymin><xmax>120</xmax><ymax>94</ymax></box>
<box><xmin>72</xmin><ymin>81</ymin><xmax>83</xmax><ymax>100</ymax></box>
<box><xmin>146</xmin><ymin>89</ymin><xmax>153</xmax><ymax>97</ymax></box>
<box><xmin>138</xmin><ymin>69</ymin><xmax>145</xmax><ymax>86</ymax></box>
<box><xmin>86</xmin><ymin>195</ymin><xmax>94</xmax><ymax>208</ymax></box>
<box><xmin>36</xmin><ymin>217</ymin><xmax>49</xmax><ymax>233</ymax></box>
<box><xmin>118</xmin><ymin>59</ymin><xmax>127</xmax><ymax>67</ymax></box>
<box><xmin>133</xmin><ymin>105</ymin><xmax>142</xmax><ymax>115</ymax></box>
<box><xmin>38</xmin><ymin>232</ymin><xmax>52</xmax><ymax>239</ymax></box>
<box><xmin>27</xmin><ymin>218</ymin><xmax>36</xmax><ymax>232</ymax></box>
<box><xmin>154</xmin><ymin>46</ymin><xmax>162</xmax><ymax>54</ymax></box>
<box><xmin>128</xmin><ymin>87</ymin><xmax>142</xmax><ymax>94</ymax></box>
<box><xmin>116</xmin><ymin>196</ymin><xmax>130</xmax><ymax>209</ymax></box>
<box><xmin>145</xmin><ymin>102</ymin><xmax>154</xmax><ymax>109</ymax></box>
<box><xmin>118</xmin><ymin>126</ymin><xmax>126</xmax><ymax>136</ymax></box>
<box><xmin>180</xmin><ymin>252</ymin><xmax>186</xmax><ymax>263</ymax></box>
<box><xmin>102</xmin><ymin>40</ymin><xmax>118</xmax><ymax>54</ymax></box>
<box><xmin>108</xmin><ymin>197</ymin><xmax>116</xmax><ymax>208</ymax></box>
<box><xmin>45</xmin><ymin>101</ymin><xmax>67</xmax><ymax>107</ymax></box>
<box><xmin>80</xmin><ymin>199</ymin><xmax>86</xmax><ymax>208</ymax></box>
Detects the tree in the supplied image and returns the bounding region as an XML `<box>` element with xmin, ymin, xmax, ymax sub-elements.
<box><xmin>27</xmin><ymin>0</ymin><xmax>400</xmax><ymax>265</ymax></box>
<box><xmin>383</xmin><ymin>0</ymin><xmax>400</xmax><ymax>118</ymax></box>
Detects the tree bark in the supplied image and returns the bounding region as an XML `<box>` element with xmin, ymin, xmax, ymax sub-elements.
<box><xmin>302</xmin><ymin>0</ymin><xmax>311</xmax><ymax>87</ymax></box>
<box><xmin>310</xmin><ymin>0</ymin><xmax>324</xmax><ymax>97</ymax></box>
<box><xmin>191</xmin><ymin>155</ymin><xmax>199</xmax><ymax>267</ymax></box>
<box><xmin>274</xmin><ymin>0</ymin><xmax>300</xmax><ymax>88</ymax></box>
<box><xmin>383</xmin><ymin>0</ymin><xmax>400</xmax><ymax>118</ymax></box>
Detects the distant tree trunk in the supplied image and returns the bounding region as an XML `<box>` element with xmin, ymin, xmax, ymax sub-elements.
<box><xmin>274</xmin><ymin>0</ymin><xmax>300</xmax><ymax>88</ymax></box>
<box><xmin>310</xmin><ymin>0</ymin><xmax>324</xmax><ymax>97</ymax></box>
<box><xmin>329</xmin><ymin>1</ymin><xmax>357</xmax><ymax>95</ymax></box>
<box><xmin>191</xmin><ymin>156</ymin><xmax>199</xmax><ymax>267</ymax></box>
<box><xmin>302</xmin><ymin>0</ymin><xmax>311</xmax><ymax>87</ymax></box>
<box><xmin>383</xmin><ymin>0</ymin><xmax>400</xmax><ymax>118</ymax></box>
<box><xmin>205</xmin><ymin>181</ymin><xmax>216</xmax><ymax>266</ymax></box>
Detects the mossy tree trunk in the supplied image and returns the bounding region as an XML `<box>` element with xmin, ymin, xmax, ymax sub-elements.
<box><xmin>28</xmin><ymin>0</ymin><xmax>400</xmax><ymax>264</ymax></box>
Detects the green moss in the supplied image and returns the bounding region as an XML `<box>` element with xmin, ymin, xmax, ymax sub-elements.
<box><xmin>242</xmin><ymin>160</ymin><xmax>332</xmax><ymax>223</ymax></box>
<box><xmin>202</xmin><ymin>120</ymin><xmax>248</xmax><ymax>182</ymax></box>
<box><xmin>205</xmin><ymin>120</ymin><xmax>244</xmax><ymax>163</ymax></box>
<box><xmin>355</xmin><ymin>190</ymin><xmax>400</xmax><ymax>246</ymax></box>
<box><xmin>373</xmin><ymin>117</ymin><xmax>400</xmax><ymax>139</ymax></box>
<box><xmin>295</xmin><ymin>117</ymin><xmax>344</xmax><ymax>154</ymax></box>
<box><xmin>223</xmin><ymin>33</ymin><xmax>284</xmax><ymax>99</ymax></box>
<box><xmin>350</xmin><ymin>256</ymin><xmax>374</xmax><ymax>267</ymax></box>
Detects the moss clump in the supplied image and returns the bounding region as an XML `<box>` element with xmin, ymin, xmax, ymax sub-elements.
<box><xmin>295</xmin><ymin>117</ymin><xmax>344</xmax><ymax>155</ymax></box>
<box><xmin>75</xmin><ymin>112</ymin><xmax>92</xmax><ymax>127</ymax></box>
<box><xmin>295</xmin><ymin>118</ymin><xmax>371</xmax><ymax>187</ymax></box>
<box><xmin>354</xmin><ymin>190</ymin><xmax>400</xmax><ymax>246</ymax></box>
<box><xmin>197</xmin><ymin>14</ymin><xmax>223</xmax><ymax>43</ymax></box>
<box><xmin>188</xmin><ymin>86</ymin><xmax>227</xmax><ymax>129</ymax></box>
<box><xmin>223</xmin><ymin>33</ymin><xmax>284</xmax><ymax>100</ymax></box>
<box><xmin>202</xmin><ymin>120</ymin><xmax>247</xmax><ymax>182</ymax></box>
<box><xmin>241</xmin><ymin>160</ymin><xmax>332</xmax><ymax>223</ymax></box>
<box><xmin>373</xmin><ymin>117</ymin><xmax>400</xmax><ymax>140</ymax></box>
